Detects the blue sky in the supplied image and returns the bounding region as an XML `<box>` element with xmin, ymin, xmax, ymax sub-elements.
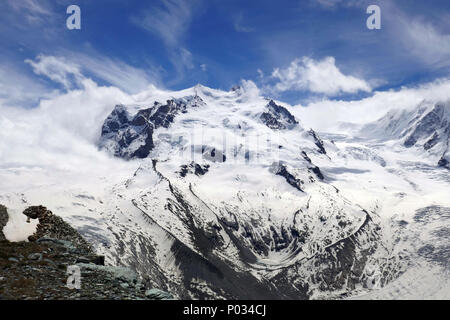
<box><xmin>1</xmin><ymin>0</ymin><xmax>450</xmax><ymax>107</ymax></box>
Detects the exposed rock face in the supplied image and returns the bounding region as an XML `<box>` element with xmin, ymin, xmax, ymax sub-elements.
<box><xmin>363</xmin><ymin>101</ymin><xmax>450</xmax><ymax>169</ymax></box>
<box><xmin>202</xmin><ymin>146</ymin><xmax>227</xmax><ymax>163</ymax></box>
<box><xmin>438</xmin><ymin>156</ymin><xmax>449</xmax><ymax>169</ymax></box>
<box><xmin>0</xmin><ymin>205</ymin><xmax>173</xmax><ymax>300</ymax></box>
<box><xmin>260</xmin><ymin>100</ymin><xmax>298</xmax><ymax>130</ymax></box>
<box><xmin>179</xmin><ymin>162</ymin><xmax>210</xmax><ymax>177</ymax></box>
<box><xmin>145</xmin><ymin>288</ymin><xmax>174</xmax><ymax>300</ymax></box>
<box><xmin>309</xmin><ymin>166</ymin><xmax>324</xmax><ymax>180</ymax></box>
<box><xmin>401</xmin><ymin>103</ymin><xmax>449</xmax><ymax>169</ymax></box>
<box><xmin>23</xmin><ymin>205</ymin><xmax>48</xmax><ymax>221</ymax></box>
<box><xmin>230</xmin><ymin>85</ymin><xmax>242</xmax><ymax>92</ymax></box>
<box><xmin>134</xmin><ymin>162</ymin><xmax>386</xmax><ymax>299</ymax></box>
<box><xmin>403</xmin><ymin>104</ymin><xmax>449</xmax><ymax>148</ymax></box>
<box><xmin>271</xmin><ymin>213</ymin><xmax>387</xmax><ymax>298</ymax></box>
<box><xmin>0</xmin><ymin>205</ymin><xmax>8</xmax><ymax>241</ymax></box>
<box><xmin>302</xmin><ymin>151</ymin><xmax>325</xmax><ymax>180</ymax></box>
<box><xmin>24</xmin><ymin>206</ymin><xmax>92</xmax><ymax>254</ymax></box>
<box><xmin>274</xmin><ymin>164</ymin><xmax>304</xmax><ymax>192</ymax></box>
<box><xmin>308</xmin><ymin>129</ymin><xmax>327</xmax><ymax>154</ymax></box>
<box><xmin>95</xmin><ymin>93</ymin><xmax>390</xmax><ymax>299</ymax></box>
<box><xmin>100</xmin><ymin>96</ymin><xmax>205</xmax><ymax>159</ymax></box>
<box><xmin>0</xmin><ymin>239</ymin><xmax>149</xmax><ymax>300</ymax></box>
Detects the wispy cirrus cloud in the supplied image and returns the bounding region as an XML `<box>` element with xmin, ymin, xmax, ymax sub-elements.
<box><xmin>130</xmin><ymin>0</ymin><xmax>203</xmax><ymax>82</ymax></box>
<box><xmin>131</xmin><ymin>0</ymin><xmax>199</xmax><ymax>48</ymax></box>
<box><xmin>0</xmin><ymin>49</ymin><xmax>162</xmax><ymax>109</ymax></box>
<box><xmin>314</xmin><ymin>0</ymin><xmax>343</xmax><ymax>9</ymax></box>
<box><xmin>6</xmin><ymin>0</ymin><xmax>52</xmax><ymax>24</ymax></box>
<box><xmin>396</xmin><ymin>17</ymin><xmax>450</xmax><ymax>69</ymax></box>
<box><xmin>25</xmin><ymin>55</ymin><xmax>83</xmax><ymax>90</ymax></box>
<box><xmin>313</xmin><ymin>0</ymin><xmax>364</xmax><ymax>10</ymax></box>
<box><xmin>69</xmin><ymin>53</ymin><xmax>162</xmax><ymax>93</ymax></box>
<box><xmin>0</xmin><ymin>62</ymin><xmax>57</xmax><ymax>108</ymax></box>
<box><xmin>267</xmin><ymin>56</ymin><xmax>371</xmax><ymax>96</ymax></box>
<box><xmin>24</xmin><ymin>53</ymin><xmax>160</xmax><ymax>94</ymax></box>
<box><xmin>233</xmin><ymin>12</ymin><xmax>254</xmax><ymax>33</ymax></box>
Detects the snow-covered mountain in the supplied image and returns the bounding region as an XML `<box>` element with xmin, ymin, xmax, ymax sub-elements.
<box><xmin>94</xmin><ymin>85</ymin><xmax>382</xmax><ymax>298</ymax></box>
<box><xmin>362</xmin><ymin>100</ymin><xmax>450</xmax><ymax>169</ymax></box>
<box><xmin>1</xmin><ymin>85</ymin><xmax>449</xmax><ymax>299</ymax></box>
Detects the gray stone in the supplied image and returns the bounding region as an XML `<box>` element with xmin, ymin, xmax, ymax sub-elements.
<box><xmin>42</xmin><ymin>259</ymin><xmax>55</xmax><ymax>266</ymax></box>
<box><xmin>75</xmin><ymin>256</ymin><xmax>91</xmax><ymax>264</ymax></box>
<box><xmin>28</xmin><ymin>253</ymin><xmax>43</xmax><ymax>261</ymax></box>
<box><xmin>36</xmin><ymin>237</ymin><xmax>76</xmax><ymax>250</ymax></box>
<box><xmin>145</xmin><ymin>288</ymin><xmax>174</xmax><ymax>300</ymax></box>
<box><xmin>0</xmin><ymin>205</ymin><xmax>8</xmax><ymax>242</ymax></box>
<box><xmin>120</xmin><ymin>283</ymin><xmax>130</xmax><ymax>289</ymax></box>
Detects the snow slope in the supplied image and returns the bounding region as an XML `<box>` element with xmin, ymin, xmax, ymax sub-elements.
<box><xmin>0</xmin><ymin>85</ymin><xmax>448</xmax><ymax>299</ymax></box>
<box><xmin>362</xmin><ymin>100</ymin><xmax>450</xmax><ymax>169</ymax></box>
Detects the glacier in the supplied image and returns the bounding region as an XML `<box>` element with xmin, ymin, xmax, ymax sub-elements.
<box><xmin>0</xmin><ymin>84</ymin><xmax>449</xmax><ymax>299</ymax></box>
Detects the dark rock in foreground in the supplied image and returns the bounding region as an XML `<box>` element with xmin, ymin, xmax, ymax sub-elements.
<box><xmin>0</xmin><ymin>204</ymin><xmax>173</xmax><ymax>300</ymax></box>
<box><xmin>0</xmin><ymin>205</ymin><xmax>8</xmax><ymax>242</ymax></box>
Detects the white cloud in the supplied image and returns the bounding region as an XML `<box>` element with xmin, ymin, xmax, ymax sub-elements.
<box><xmin>179</xmin><ymin>48</ymin><xmax>194</xmax><ymax>70</ymax></box>
<box><xmin>200</xmin><ymin>64</ymin><xmax>207</xmax><ymax>72</ymax></box>
<box><xmin>0</xmin><ymin>81</ymin><xmax>137</xmax><ymax>198</ymax></box>
<box><xmin>1</xmin><ymin>52</ymin><xmax>159</xmax><ymax>109</ymax></box>
<box><xmin>315</xmin><ymin>0</ymin><xmax>343</xmax><ymax>9</ymax></box>
<box><xmin>70</xmin><ymin>53</ymin><xmax>160</xmax><ymax>94</ymax></box>
<box><xmin>6</xmin><ymin>0</ymin><xmax>52</xmax><ymax>25</ymax></box>
<box><xmin>131</xmin><ymin>0</ymin><xmax>199</xmax><ymax>48</ymax></box>
<box><xmin>292</xmin><ymin>77</ymin><xmax>450</xmax><ymax>132</ymax></box>
<box><xmin>25</xmin><ymin>55</ymin><xmax>83</xmax><ymax>90</ymax></box>
<box><xmin>130</xmin><ymin>0</ymin><xmax>201</xmax><ymax>84</ymax></box>
<box><xmin>400</xmin><ymin>19</ymin><xmax>450</xmax><ymax>68</ymax></box>
<box><xmin>0</xmin><ymin>62</ymin><xmax>58</xmax><ymax>108</ymax></box>
<box><xmin>1</xmin><ymin>59</ymin><xmax>450</xmax><ymax>201</ymax></box>
<box><xmin>233</xmin><ymin>13</ymin><xmax>254</xmax><ymax>33</ymax></box>
<box><xmin>270</xmin><ymin>57</ymin><xmax>371</xmax><ymax>96</ymax></box>
<box><xmin>378</xmin><ymin>1</ymin><xmax>450</xmax><ymax>70</ymax></box>
<box><xmin>0</xmin><ymin>80</ymin><xmax>134</xmax><ymax>173</ymax></box>
<box><xmin>313</xmin><ymin>0</ymin><xmax>364</xmax><ymax>10</ymax></box>
<box><xmin>240</xmin><ymin>79</ymin><xmax>260</xmax><ymax>101</ymax></box>
<box><xmin>25</xmin><ymin>54</ymin><xmax>159</xmax><ymax>94</ymax></box>
<box><xmin>257</xmin><ymin>68</ymin><xmax>264</xmax><ymax>79</ymax></box>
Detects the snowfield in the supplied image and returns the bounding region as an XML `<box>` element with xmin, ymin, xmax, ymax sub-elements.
<box><xmin>0</xmin><ymin>84</ymin><xmax>448</xmax><ymax>299</ymax></box>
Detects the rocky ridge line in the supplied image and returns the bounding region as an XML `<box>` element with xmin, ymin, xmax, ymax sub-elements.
<box><xmin>0</xmin><ymin>205</ymin><xmax>173</xmax><ymax>300</ymax></box>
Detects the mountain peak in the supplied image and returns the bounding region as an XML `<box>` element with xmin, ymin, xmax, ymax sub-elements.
<box><xmin>362</xmin><ymin>100</ymin><xmax>450</xmax><ymax>168</ymax></box>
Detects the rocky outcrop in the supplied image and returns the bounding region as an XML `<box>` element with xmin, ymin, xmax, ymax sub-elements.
<box><xmin>0</xmin><ymin>205</ymin><xmax>8</xmax><ymax>241</ymax></box>
<box><xmin>274</xmin><ymin>164</ymin><xmax>304</xmax><ymax>192</ymax></box>
<box><xmin>271</xmin><ymin>212</ymin><xmax>386</xmax><ymax>298</ymax></box>
<box><xmin>24</xmin><ymin>206</ymin><xmax>93</xmax><ymax>255</ymax></box>
<box><xmin>100</xmin><ymin>96</ymin><xmax>205</xmax><ymax>159</ymax></box>
<box><xmin>308</xmin><ymin>129</ymin><xmax>327</xmax><ymax>155</ymax></box>
<box><xmin>179</xmin><ymin>162</ymin><xmax>210</xmax><ymax>177</ymax></box>
<box><xmin>0</xmin><ymin>239</ymin><xmax>149</xmax><ymax>300</ymax></box>
<box><xmin>260</xmin><ymin>100</ymin><xmax>298</xmax><ymax>130</ymax></box>
<box><xmin>403</xmin><ymin>104</ymin><xmax>448</xmax><ymax>148</ymax></box>
<box><xmin>363</xmin><ymin>101</ymin><xmax>450</xmax><ymax>168</ymax></box>
<box><xmin>0</xmin><ymin>205</ymin><xmax>173</xmax><ymax>300</ymax></box>
<box><xmin>302</xmin><ymin>151</ymin><xmax>325</xmax><ymax>180</ymax></box>
<box><xmin>438</xmin><ymin>156</ymin><xmax>449</xmax><ymax>169</ymax></box>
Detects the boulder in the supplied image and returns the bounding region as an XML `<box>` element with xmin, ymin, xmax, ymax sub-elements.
<box><xmin>145</xmin><ymin>289</ymin><xmax>174</xmax><ymax>300</ymax></box>
<box><xmin>28</xmin><ymin>253</ymin><xmax>43</xmax><ymax>261</ymax></box>
<box><xmin>0</xmin><ymin>205</ymin><xmax>8</xmax><ymax>241</ymax></box>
